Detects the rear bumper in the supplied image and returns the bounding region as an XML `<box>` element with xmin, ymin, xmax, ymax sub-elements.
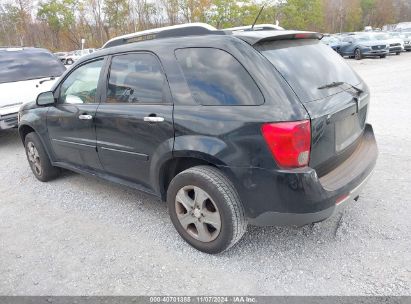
<box><xmin>0</xmin><ymin>112</ymin><xmax>18</xmax><ymax>130</ymax></box>
<box><xmin>250</xmin><ymin>169</ymin><xmax>373</xmax><ymax>226</ymax></box>
<box><xmin>222</xmin><ymin>124</ymin><xmax>378</xmax><ymax>227</ymax></box>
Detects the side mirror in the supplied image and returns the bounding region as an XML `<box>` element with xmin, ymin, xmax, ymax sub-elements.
<box><xmin>36</xmin><ymin>91</ymin><xmax>55</xmax><ymax>106</ymax></box>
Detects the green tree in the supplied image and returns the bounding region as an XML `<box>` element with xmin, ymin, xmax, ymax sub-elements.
<box><xmin>104</xmin><ymin>0</ymin><xmax>129</xmax><ymax>36</ymax></box>
<box><xmin>344</xmin><ymin>0</ymin><xmax>363</xmax><ymax>32</ymax></box>
<box><xmin>280</xmin><ymin>0</ymin><xmax>324</xmax><ymax>31</ymax></box>
<box><xmin>37</xmin><ymin>0</ymin><xmax>75</xmax><ymax>48</ymax></box>
<box><xmin>208</xmin><ymin>0</ymin><xmax>248</xmax><ymax>28</ymax></box>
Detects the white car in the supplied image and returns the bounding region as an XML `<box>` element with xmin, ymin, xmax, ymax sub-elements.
<box><xmin>64</xmin><ymin>48</ymin><xmax>95</xmax><ymax>64</ymax></box>
<box><xmin>372</xmin><ymin>32</ymin><xmax>404</xmax><ymax>55</ymax></box>
<box><xmin>0</xmin><ymin>47</ymin><xmax>66</xmax><ymax>130</ymax></box>
<box><xmin>54</xmin><ymin>51</ymin><xmax>68</xmax><ymax>64</ymax></box>
<box><xmin>390</xmin><ymin>32</ymin><xmax>411</xmax><ymax>52</ymax></box>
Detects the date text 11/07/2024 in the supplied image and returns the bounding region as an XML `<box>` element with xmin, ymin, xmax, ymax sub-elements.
<box><xmin>149</xmin><ymin>296</ymin><xmax>257</xmax><ymax>303</ymax></box>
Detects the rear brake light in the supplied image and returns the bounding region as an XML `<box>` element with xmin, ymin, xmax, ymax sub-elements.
<box><xmin>261</xmin><ymin>120</ymin><xmax>311</xmax><ymax>168</ymax></box>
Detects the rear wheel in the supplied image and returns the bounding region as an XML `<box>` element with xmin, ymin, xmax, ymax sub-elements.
<box><xmin>66</xmin><ymin>58</ymin><xmax>73</xmax><ymax>65</ymax></box>
<box><xmin>380</xmin><ymin>55</ymin><xmax>387</xmax><ymax>59</ymax></box>
<box><xmin>167</xmin><ymin>166</ymin><xmax>247</xmax><ymax>254</ymax></box>
<box><xmin>396</xmin><ymin>52</ymin><xmax>401</xmax><ymax>55</ymax></box>
<box><xmin>354</xmin><ymin>48</ymin><xmax>362</xmax><ymax>60</ymax></box>
<box><xmin>25</xmin><ymin>132</ymin><xmax>60</xmax><ymax>182</ymax></box>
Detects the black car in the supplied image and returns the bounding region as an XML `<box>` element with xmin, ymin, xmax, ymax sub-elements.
<box><xmin>18</xmin><ymin>25</ymin><xmax>378</xmax><ymax>254</ymax></box>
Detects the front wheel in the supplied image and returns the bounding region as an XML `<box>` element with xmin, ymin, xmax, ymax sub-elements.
<box><xmin>167</xmin><ymin>166</ymin><xmax>247</xmax><ymax>254</ymax></box>
<box><xmin>396</xmin><ymin>52</ymin><xmax>401</xmax><ymax>55</ymax></box>
<box><xmin>354</xmin><ymin>48</ymin><xmax>362</xmax><ymax>60</ymax></box>
<box><xmin>66</xmin><ymin>59</ymin><xmax>73</xmax><ymax>65</ymax></box>
<box><xmin>380</xmin><ymin>55</ymin><xmax>387</xmax><ymax>59</ymax></box>
<box><xmin>25</xmin><ymin>132</ymin><xmax>60</xmax><ymax>182</ymax></box>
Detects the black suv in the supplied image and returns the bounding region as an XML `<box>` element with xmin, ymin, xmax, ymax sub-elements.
<box><xmin>19</xmin><ymin>24</ymin><xmax>378</xmax><ymax>254</ymax></box>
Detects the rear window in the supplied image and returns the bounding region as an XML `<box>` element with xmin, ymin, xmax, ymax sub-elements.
<box><xmin>175</xmin><ymin>48</ymin><xmax>264</xmax><ymax>106</ymax></box>
<box><xmin>257</xmin><ymin>40</ymin><xmax>361</xmax><ymax>102</ymax></box>
<box><xmin>0</xmin><ymin>49</ymin><xmax>65</xmax><ymax>84</ymax></box>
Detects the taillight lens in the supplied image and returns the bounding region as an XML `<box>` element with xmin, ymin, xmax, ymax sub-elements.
<box><xmin>261</xmin><ymin>120</ymin><xmax>311</xmax><ymax>168</ymax></box>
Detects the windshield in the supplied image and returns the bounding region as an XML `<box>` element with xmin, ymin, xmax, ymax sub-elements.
<box><xmin>356</xmin><ymin>35</ymin><xmax>371</xmax><ymax>41</ymax></box>
<box><xmin>322</xmin><ymin>37</ymin><xmax>339</xmax><ymax>44</ymax></box>
<box><xmin>257</xmin><ymin>39</ymin><xmax>361</xmax><ymax>103</ymax></box>
<box><xmin>373</xmin><ymin>34</ymin><xmax>390</xmax><ymax>40</ymax></box>
<box><xmin>0</xmin><ymin>49</ymin><xmax>65</xmax><ymax>84</ymax></box>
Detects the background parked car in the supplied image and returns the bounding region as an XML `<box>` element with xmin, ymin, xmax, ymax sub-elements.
<box><xmin>321</xmin><ymin>35</ymin><xmax>342</xmax><ymax>52</ymax></box>
<box><xmin>338</xmin><ymin>35</ymin><xmax>389</xmax><ymax>60</ymax></box>
<box><xmin>54</xmin><ymin>52</ymin><xmax>68</xmax><ymax>63</ymax></box>
<box><xmin>372</xmin><ymin>32</ymin><xmax>404</xmax><ymax>55</ymax></box>
<box><xmin>0</xmin><ymin>47</ymin><xmax>65</xmax><ymax>130</ymax></box>
<box><xmin>64</xmin><ymin>48</ymin><xmax>95</xmax><ymax>64</ymax></box>
<box><xmin>401</xmin><ymin>32</ymin><xmax>411</xmax><ymax>51</ymax></box>
<box><xmin>389</xmin><ymin>31</ymin><xmax>410</xmax><ymax>52</ymax></box>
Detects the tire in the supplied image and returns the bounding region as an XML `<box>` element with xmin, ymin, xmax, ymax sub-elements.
<box><xmin>396</xmin><ymin>52</ymin><xmax>401</xmax><ymax>55</ymax></box>
<box><xmin>380</xmin><ymin>55</ymin><xmax>386</xmax><ymax>59</ymax></box>
<box><xmin>354</xmin><ymin>48</ymin><xmax>362</xmax><ymax>60</ymax></box>
<box><xmin>24</xmin><ymin>132</ymin><xmax>60</xmax><ymax>182</ymax></box>
<box><xmin>167</xmin><ymin>166</ymin><xmax>247</xmax><ymax>254</ymax></box>
<box><xmin>66</xmin><ymin>59</ymin><xmax>73</xmax><ymax>65</ymax></box>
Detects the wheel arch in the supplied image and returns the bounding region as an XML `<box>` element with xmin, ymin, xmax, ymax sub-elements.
<box><xmin>157</xmin><ymin>152</ymin><xmax>229</xmax><ymax>201</ymax></box>
<box><xmin>18</xmin><ymin>123</ymin><xmax>36</xmax><ymax>146</ymax></box>
<box><xmin>18</xmin><ymin>123</ymin><xmax>55</xmax><ymax>163</ymax></box>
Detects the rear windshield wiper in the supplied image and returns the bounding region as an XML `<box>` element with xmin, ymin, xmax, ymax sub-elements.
<box><xmin>318</xmin><ymin>81</ymin><xmax>364</xmax><ymax>95</ymax></box>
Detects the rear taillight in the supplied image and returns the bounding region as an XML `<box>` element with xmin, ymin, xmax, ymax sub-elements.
<box><xmin>261</xmin><ymin>120</ymin><xmax>311</xmax><ymax>169</ymax></box>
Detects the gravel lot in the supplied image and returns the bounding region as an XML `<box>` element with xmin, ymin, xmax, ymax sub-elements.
<box><xmin>0</xmin><ymin>53</ymin><xmax>410</xmax><ymax>296</ymax></box>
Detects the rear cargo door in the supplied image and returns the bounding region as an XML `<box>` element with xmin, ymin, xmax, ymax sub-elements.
<box><xmin>256</xmin><ymin>39</ymin><xmax>368</xmax><ymax>175</ymax></box>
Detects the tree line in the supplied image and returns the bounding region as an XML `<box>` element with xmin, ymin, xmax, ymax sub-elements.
<box><xmin>1</xmin><ymin>0</ymin><xmax>410</xmax><ymax>52</ymax></box>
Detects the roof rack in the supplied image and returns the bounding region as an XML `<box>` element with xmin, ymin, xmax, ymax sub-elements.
<box><xmin>225</xmin><ymin>24</ymin><xmax>284</xmax><ymax>32</ymax></box>
<box><xmin>102</xmin><ymin>23</ymin><xmax>227</xmax><ymax>48</ymax></box>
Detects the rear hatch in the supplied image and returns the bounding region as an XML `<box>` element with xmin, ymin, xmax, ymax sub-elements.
<box><xmin>254</xmin><ymin>37</ymin><xmax>368</xmax><ymax>176</ymax></box>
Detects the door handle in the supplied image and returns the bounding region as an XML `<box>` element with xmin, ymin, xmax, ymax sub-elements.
<box><xmin>144</xmin><ymin>116</ymin><xmax>164</xmax><ymax>123</ymax></box>
<box><xmin>79</xmin><ymin>114</ymin><xmax>93</xmax><ymax>120</ymax></box>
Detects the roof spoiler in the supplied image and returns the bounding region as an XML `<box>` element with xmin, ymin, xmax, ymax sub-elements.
<box><xmin>235</xmin><ymin>31</ymin><xmax>323</xmax><ymax>45</ymax></box>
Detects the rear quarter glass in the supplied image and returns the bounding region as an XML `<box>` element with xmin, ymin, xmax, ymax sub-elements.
<box><xmin>175</xmin><ymin>47</ymin><xmax>264</xmax><ymax>106</ymax></box>
<box><xmin>256</xmin><ymin>39</ymin><xmax>362</xmax><ymax>103</ymax></box>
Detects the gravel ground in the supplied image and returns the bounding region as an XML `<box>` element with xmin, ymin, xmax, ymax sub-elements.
<box><xmin>0</xmin><ymin>53</ymin><xmax>410</xmax><ymax>296</ymax></box>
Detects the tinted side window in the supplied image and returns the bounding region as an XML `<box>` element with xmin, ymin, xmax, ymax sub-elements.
<box><xmin>106</xmin><ymin>53</ymin><xmax>165</xmax><ymax>104</ymax></box>
<box><xmin>175</xmin><ymin>48</ymin><xmax>264</xmax><ymax>106</ymax></box>
<box><xmin>60</xmin><ymin>59</ymin><xmax>103</xmax><ymax>104</ymax></box>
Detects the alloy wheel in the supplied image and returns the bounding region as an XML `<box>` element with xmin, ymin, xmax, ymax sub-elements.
<box><xmin>27</xmin><ymin>142</ymin><xmax>42</xmax><ymax>176</ymax></box>
<box><xmin>175</xmin><ymin>185</ymin><xmax>222</xmax><ymax>242</ymax></box>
